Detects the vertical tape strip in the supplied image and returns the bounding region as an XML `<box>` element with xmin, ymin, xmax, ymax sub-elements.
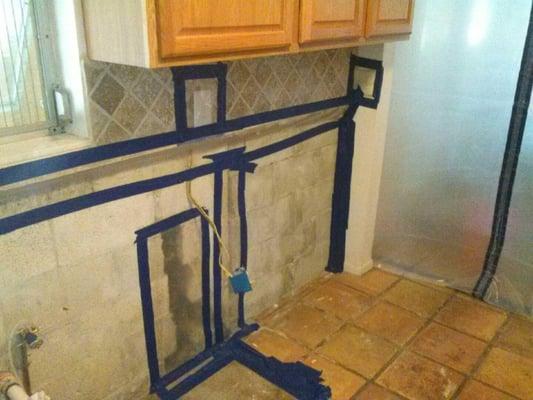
<box><xmin>200</xmin><ymin>216</ymin><xmax>213</xmax><ymax>348</ymax></box>
<box><xmin>135</xmin><ymin>238</ymin><xmax>161</xmax><ymax>392</ymax></box>
<box><xmin>217</xmin><ymin>63</ymin><xmax>227</xmax><ymax>123</ymax></box>
<box><xmin>237</xmin><ymin>168</ymin><xmax>247</xmax><ymax>327</ymax></box>
<box><xmin>473</xmin><ymin>6</ymin><xmax>533</xmax><ymax>298</ymax></box>
<box><xmin>213</xmin><ymin>170</ymin><xmax>225</xmax><ymax>343</ymax></box>
<box><xmin>327</xmin><ymin>111</ymin><xmax>357</xmax><ymax>273</ymax></box>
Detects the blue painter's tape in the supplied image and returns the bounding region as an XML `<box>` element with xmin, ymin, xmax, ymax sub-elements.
<box><xmin>201</xmin><ymin>216</ymin><xmax>213</xmax><ymax>349</ymax></box>
<box><xmin>212</xmin><ymin>169</ymin><xmax>224</xmax><ymax>344</ymax></box>
<box><xmin>136</xmin><ymin>238</ymin><xmax>161</xmax><ymax>393</ymax></box>
<box><xmin>327</xmin><ymin>109</ymin><xmax>356</xmax><ymax>273</ymax></box>
<box><xmin>0</xmin><ymin>163</ymin><xmax>215</xmax><ymax>235</ymax></box>
<box><xmin>135</xmin><ymin>208</ymin><xmax>214</xmax><ymax>392</ymax></box>
<box><xmin>0</xmin><ymin>96</ymin><xmax>351</xmax><ymax>187</ymax></box>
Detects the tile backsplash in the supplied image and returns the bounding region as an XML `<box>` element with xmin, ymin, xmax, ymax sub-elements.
<box><xmin>85</xmin><ymin>49</ymin><xmax>352</xmax><ymax>145</ymax></box>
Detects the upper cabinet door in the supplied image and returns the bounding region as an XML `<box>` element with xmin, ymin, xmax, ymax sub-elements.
<box><xmin>299</xmin><ymin>0</ymin><xmax>366</xmax><ymax>44</ymax></box>
<box><xmin>156</xmin><ymin>0</ymin><xmax>297</xmax><ymax>61</ymax></box>
<box><xmin>365</xmin><ymin>0</ymin><xmax>414</xmax><ymax>37</ymax></box>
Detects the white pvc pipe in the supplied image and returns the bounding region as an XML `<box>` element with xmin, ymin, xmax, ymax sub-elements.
<box><xmin>5</xmin><ymin>384</ymin><xmax>29</xmax><ymax>400</ymax></box>
<box><xmin>5</xmin><ymin>386</ymin><xmax>50</xmax><ymax>400</ymax></box>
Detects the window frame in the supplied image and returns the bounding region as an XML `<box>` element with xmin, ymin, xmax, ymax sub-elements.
<box><xmin>0</xmin><ymin>0</ymin><xmax>68</xmax><ymax>138</ymax></box>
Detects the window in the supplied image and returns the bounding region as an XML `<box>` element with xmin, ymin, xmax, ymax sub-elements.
<box><xmin>0</xmin><ymin>0</ymin><xmax>69</xmax><ymax>137</ymax></box>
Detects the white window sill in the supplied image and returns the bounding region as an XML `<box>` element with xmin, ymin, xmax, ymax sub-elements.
<box><xmin>0</xmin><ymin>131</ymin><xmax>92</xmax><ymax>169</ymax></box>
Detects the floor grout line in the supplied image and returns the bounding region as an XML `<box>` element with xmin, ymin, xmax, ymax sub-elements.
<box><xmin>249</xmin><ymin>270</ymin><xmax>529</xmax><ymax>400</ymax></box>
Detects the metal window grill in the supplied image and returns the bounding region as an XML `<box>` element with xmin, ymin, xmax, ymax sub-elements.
<box><xmin>0</xmin><ymin>0</ymin><xmax>64</xmax><ymax>136</ymax></box>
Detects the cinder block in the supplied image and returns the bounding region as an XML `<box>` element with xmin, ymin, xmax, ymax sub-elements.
<box><xmin>57</xmin><ymin>252</ymin><xmax>122</xmax><ymax>319</ymax></box>
<box><xmin>52</xmin><ymin>193</ymin><xmax>155</xmax><ymax>266</ymax></box>
<box><xmin>1</xmin><ymin>268</ymin><xmax>68</xmax><ymax>336</ymax></box>
<box><xmin>28</xmin><ymin>319</ymin><xmax>127</xmax><ymax>399</ymax></box>
<box><xmin>0</xmin><ymin>221</ymin><xmax>57</xmax><ymax>288</ymax></box>
<box><xmin>153</xmin><ymin>185</ymin><xmax>189</xmax><ymax>220</ymax></box>
<box><xmin>91</xmin><ymin>156</ymin><xmax>155</xmax><ymax>192</ymax></box>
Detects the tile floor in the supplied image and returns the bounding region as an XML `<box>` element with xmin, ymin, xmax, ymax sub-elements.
<box><xmin>166</xmin><ymin>269</ymin><xmax>533</xmax><ymax>399</ymax></box>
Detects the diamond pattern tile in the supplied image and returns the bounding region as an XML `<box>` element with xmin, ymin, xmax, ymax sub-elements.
<box><xmin>86</xmin><ymin>48</ymin><xmax>351</xmax><ymax>144</ymax></box>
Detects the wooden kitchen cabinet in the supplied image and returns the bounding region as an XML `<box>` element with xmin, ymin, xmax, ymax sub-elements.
<box><xmin>83</xmin><ymin>0</ymin><xmax>414</xmax><ymax>68</ymax></box>
<box><xmin>365</xmin><ymin>0</ymin><xmax>415</xmax><ymax>37</ymax></box>
<box><xmin>84</xmin><ymin>0</ymin><xmax>298</xmax><ymax>67</ymax></box>
<box><xmin>299</xmin><ymin>0</ymin><xmax>366</xmax><ymax>45</ymax></box>
<box><xmin>156</xmin><ymin>0</ymin><xmax>297</xmax><ymax>60</ymax></box>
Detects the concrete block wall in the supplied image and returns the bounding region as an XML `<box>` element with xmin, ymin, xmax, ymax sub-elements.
<box><xmin>0</xmin><ymin>103</ymin><xmax>343</xmax><ymax>399</ymax></box>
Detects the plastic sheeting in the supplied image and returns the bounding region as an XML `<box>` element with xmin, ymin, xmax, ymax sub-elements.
<box><xmin>373</xmin><ymin>0</ymin><xmax>531</xmax><ymax>315</ymax></box>
<box><xmin>485</xmin><ymin>112</ymin><xmax>533</xmax><ymax>315</ymax></box>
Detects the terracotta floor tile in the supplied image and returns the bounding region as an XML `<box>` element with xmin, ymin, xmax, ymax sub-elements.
<box><xmin>355</xmin><ymin>301</ymin><xmax>426</xmax><ymax>345</ymax></box>
<box><xmin>434</xmin><ymin>295</ymin><xmax>507</xmax><ymax>342</ymax></box>
<box><xmin>264</xmin><ymin>303</ymin><xmax>344</xmax><ymax>348</ymax></box>
<box><xmin>303</xmin><ymin>354</ymin><xmax>365</xmax><ymax>400</ymax></box>
<box><xmin>333</xmin><ymin>269</ymin><xmax>399</xmax><ymax>296</ymax></box>
<box><xmin>244</xmin><ymin>329</ymin><xmax>308</xmax><ymax>362</ymax></box>
<box><xmin>456</xmin><ymin>380</ymin><xmax>516</xmax><ymax>400</ymax></box>
<box><xmin>354</xmin><ymin>383</ymin><xmax>402</xmax><ymax>400</ymax></box>
<box><xmin>377</xmin><ymin>351</ymin><xmax>464</xmax><ymax>400</ymax></box>
<box><xmin>182</xmin><ymin>361</ymin><xmax>294</xmax><ymax>399</ymax></box>
<box><xmin>316</xmin><ymin>325</ymin><xmax>398</xmax><ymax>379</ymax></box>
<box><xmin>494</xmin><ymin>315</ymin><xmax>533</xmax><ymax>359</ymax></box>
<box><xmin>475</xmin><ymin>347</ymin><xmax>533</xmax><ymax>399</ymax></box>
<box><xmin>303</xmin><ymin>280</ymin><xmax>372</xmax><ymax>321</ymax></box>
<box><xmin>382</xmin><ymin>280</ymin><xmax>452</xmax><ymax>318</ymax></box>
<box><xmin>410</xmin><ymin>322</ymin><xmax>487</xmax><ymax>373</ymax></box>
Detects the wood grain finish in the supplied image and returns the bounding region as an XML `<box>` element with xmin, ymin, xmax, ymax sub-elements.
<box><xmin>299</xmin><ymin>0</ymin><xmax>367</xmax><ymax>44</ymax></box>
<box><xmin>83</xmin><ymin>0</ymin><xmax>151</xmax><ymax>66</ymax></box>
<box><xmin>156</xmin><ymin>0</ymin><xmax>296</xmax><ymax>60</ymax></box>
<box><xmin>83</xmin><ymin>0</ymin><xmax>413</xmax><ymax>68</ymax></box>
<box><xmin>365</xmin><ymin>0</ymin><xmax>414</xmax><ymax>37</ymax></box>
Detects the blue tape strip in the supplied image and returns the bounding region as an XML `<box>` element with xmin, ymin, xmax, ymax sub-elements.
<box><xmin>201</xmin><ymin>216</ymin><xmax>213</xmax><ymax>349</ymax></box>
<box><xmin>351</xmin><ymin>55</ymin><xmax>384</xmax><ymax>109</ymax></box>
<box><xmin>237</xmin><ymin>169</ymin><xmax>248</xmax><ymax>328</ymax></box>
<box><xmin>158</xmin><ymin>324</ymin><xmax>259</xmax><ymax>398</ymax></box>
<box><xmin>135</xmin><ymin>238</ymin><xmax>161</xmax><ymax>392</ymax></box>
<box><xmin>135</xmin><ymin>208</ymin><xmax>215</xmax><ymax>392</ymax></box>
<box><xmin>135</xmin><ymin>208</ymin><xmax>200</xmax><ymax>239</ymax></box>
<box><xmin>232</xmin><ymin>340</ymin><xmax>331</xmax><ymax>400</ymax></box>
<box><xmin>245</xmin><ymin>120</ymin><xmax>340</xmax><ymax>161</ymax></box>
<box><xmin>0</xmin><ymin>163</ymin><xmax>215</xmax><ymax>235</ymax></box>
<box><xmin>216</xmin><ymin>64</ymin><xmax>227</xmax><ymax>124</ymax></box>
<box><xmin>158</xmin><ymin>323</ymin><xmax>330</xmax><ymax>400</ymax></box>
<box><xmin>212</xmin><ymin>169</ymin><xmax>224</xmax><ymax>343</ymax></box>
<box><xmin>326</xmin><ymin>108</ymin><xmax>357</xmax><ymax>273</ymax></box>
<box><xmin>0</xmin><ymin>98</ymin><xmax>351</xmax><ymax>188</ymax></box>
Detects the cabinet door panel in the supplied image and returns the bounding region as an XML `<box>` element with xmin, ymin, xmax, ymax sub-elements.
<box><xmin>366</xmin><ymin>0</ymin><xmax>414</xmax><ymax>37</ymax></box>
<box><xmin>156</xmin><ymin>0</ymin><xmax>296</xmax><ymax>60</ymax></box>
<box><xmin>299</xmin><ymin>0</ymin><xmax>366</xmax><ymax>44</ymax></box>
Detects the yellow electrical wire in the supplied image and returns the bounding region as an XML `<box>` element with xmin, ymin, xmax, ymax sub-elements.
<box><xmin>186</xmin><ymin>179</ymin><xmax>233</xmax><ymax>278</ymax></box>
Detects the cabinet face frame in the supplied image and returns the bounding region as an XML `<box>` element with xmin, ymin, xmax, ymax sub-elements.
<box><xmin>84</xmin><ymin>0</ymin><xmax>413</xmax><ymax>68</ymax></box>
<box><xmin>365</xmin><ymin>0</ymin><xmax>414</xmax><ymax>38</ymax></box>
<box><xmin>298</xmin><ymin>0</ymin><xmax>367</xmax><ymax>45</ymax></box>
<box><xmin>149</xmin><ymin>0</ymin><xmax>298</xmax><ymax>65</ymax></box>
